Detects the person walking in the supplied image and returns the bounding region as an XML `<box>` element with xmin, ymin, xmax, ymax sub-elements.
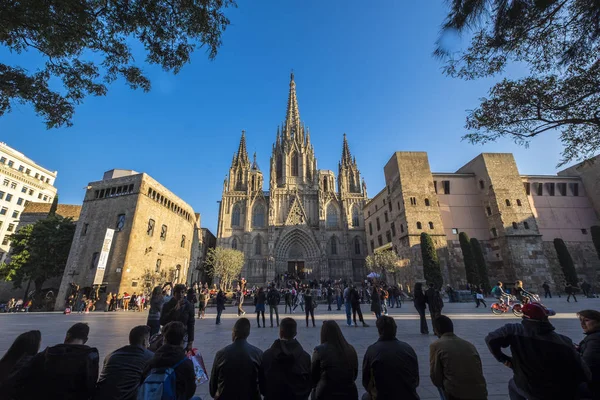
<box><xmin>566</xmin><ymin>283</ymin><xmax>579</xmax><ymax>303</ymax></box>
<box><xmin>335</xmin><ymin>285</ymin><xmax>342</xmax><ymax>310</ymax></box>
<box><xmin>343</xmin><ymin>285</ymin><xmax>352</xmax><ymax>326</ymax></box>
<box><xmin>293</xmin><ymin>289</ymin><xmax>305</xmax><ymax>312</ymax></box>
<box><xmin>216</xmin><ymin>289</ymin><xmax>226</xmax><ymax>325</ymax></box>
<box><xmin>326</xmin><ymin>285</ymin><xmax>333</xmax><ymax>311</ymax></box>
<box><xmin>542</xmin><ymin>281</ymin><xmax>552</xmax><ymax>298</ymax></box>
<box><xmin>413</xmin><ymin>282</ymin><xmax>429</xmax><ymax>334</ymax></box>
<box><xmin>304</xmin><ymin>289</ymin><xmax>315</xmax><ymax>328</ymax></box>
<box><xmin>146</xmin><ymin>286</ymin><xmax>163</xmax><ymax>336</ymax></box>
<box><xmin>475</xmin><ymin>288</ymin><xmax>487</xmax><ymax>308</ymax></box>
<box><xmin>284</xmin><ymin>290</ymin><xmax>294</xmax><ymax>314</ymax></box>
<box><xmin>426</xmin><ymin>283</ymin><xmax>444</xmax><ymax>335</ymax></box>
<box><xmin>311</xmin><ymin>320</ymin><xmax>359</xmax><ymax>400</ymax></box>
<box><xmin>237</xmin><ymin>285</ymin><xmax>246</xmax><ymax>316</ymax></box>
<box><xmin>370</xmin><ymin>287</ymin><xmax>381</xmax><ymax>319</ymax></box>
<box><xmin>254</xmin><ymin>287</ymin><xmax>266</xmax><ymax>328</ymax></box>
<box><xmin>267</xmin><ymin>285</ymin><xmax>281</xmax><ymax>328</ymax></box>
<box><xmin>350</xmin><ymin>285</ymin><xmax>369</xmax><ymax>327</ymax></box>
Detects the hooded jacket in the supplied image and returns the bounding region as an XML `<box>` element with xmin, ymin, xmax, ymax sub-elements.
<box><xmin>160</xmin><ymin>298</ymin><xmax>195</xmax><ymax>342</ymax></box>
<box><xmin>141</xmin><ymin>344</ymin><xmax>196</xmax><ymax>400</ymax></box>
<box><xmin>260</xmin><ymin>338</ymin><xmax>311</xmax><ymax>400</ymax></box>
<box><xmin>486</xmin><ymin>319</ymin><xmax>591</xmax><ymax>400</ymax></box>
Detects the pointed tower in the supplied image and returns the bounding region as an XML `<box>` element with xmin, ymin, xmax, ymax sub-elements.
<box><xmin>338</xmin><ymin>133</ymin><xmax>362</xmax><ymax>194</ymax></box>
<box><xmin>248</xmin><ymin>152</ymin><xmax>264</xmax><ymax>193</ymax></box>
<box><xmin>228</xmin><ymin>130</ymin><xmax>251</xmax><ymax>192</ymax></box>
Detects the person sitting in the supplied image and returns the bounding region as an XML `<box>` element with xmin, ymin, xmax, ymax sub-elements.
<box><xmin>260</xmin><ymin>318</ymin><xmax>311</xmax><ymax>400</ymax></box>
<box><xmin>210</xmin><ymin>318</ymin><xmax>263</xmax><ymax>400</ymax></box>
<box><xmin>140</xmin><ymin>321</ymin><xmax>197</xmax><ymax>400</ymax></box>
<box><xmin>1</xmin><ymin>322</ymin><xmax>99</xmax><ymax>400</ymax></box>
<box><xmin>577</xmin><ymin>309</ymin><xmax>600</xmax><ymax>399</ymax></box>
<box><xmin>93</xmin><ymin>325</ymin><xmax>154</xmax><ymax>400</ymax></box>
<box><xmin>311</xmin><ymin>320</ymin><xmax>359</xmax><ymax>400</ymax></box>
<box><xmin>430</xmin><ymin>315</ymin><xmax>487</xmax><ymax>400</ymax></box>
<box><xmin>363</xmin><ymin>316</ymin><xmax>419</xmax><ymax>400</ymax></box>
<box><xmin>486</xmin><ymin>302</ymin><xmax>590</xmax><ymax>400</ymax></box>
<box><xmin>0</xmin><ymin>330</ymin><xmax>41</xmax><ymax>385</ymax></box>
<box><xmin>160</xmin><ymin>283</ymin><xmax>195</xmax><ymax>351</ymax></box>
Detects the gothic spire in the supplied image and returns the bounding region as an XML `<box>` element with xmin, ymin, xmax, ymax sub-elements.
<box><xmin>252</xmin><ymin>152</ymin><xmax>260</xmax><ymax>170</ymax></box>
<box><xmin>233</xmin><ymin>130</ymin><xmax>250</xmax><ymax>167</ymax></box>
<box><xmin>341</xmin><ymin>133</ymin><xmax>352</xmax><ymax>166</ymax></box>
<box><xmin>284</xmin><ymin>71</ymin><xmax>301</xmax><ymax>138</ymax></box>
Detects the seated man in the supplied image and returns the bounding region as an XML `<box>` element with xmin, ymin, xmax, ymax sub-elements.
<box><xmin>1</xmin><ymin>322</ymin><xmax>99</xmax><ymax>400</ymax></box>
<box><xmin>430</xmin><ymin>315</ymin><xmax>487</xmax><ymax>400</ymax></box>
<box><xmin>140</xmin><ymin>321</ymin><xmax>198</xmax><ymax>400</ymax></box>
<box><xmin>94</xmin><ymin>325</ymin><xmax>154</xmax><ymax>400</ymax></box>
<box><xmin>210</xmin><ymin>318</ymin><xmax>263</xmax><ymax>400</ymax></box>
<box><xmin>260</xmin><ymin>318</ymin><xmax>311</xmax><ymax>400</ymax></box>
<box><xmin>362</xmin><ymin>316</ymin><xmax>419</xmax><ymax>400</ymax></box>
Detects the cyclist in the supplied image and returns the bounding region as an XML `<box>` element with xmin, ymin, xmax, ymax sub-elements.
<box><xmin>492</xmin><ymin>282</ymin><xmax>511</xmax><ymax>305</ymax></box>
<box><xmin>513</xmin><ymin>280</ymin><xmax>535</xmax><ymax>304</ymax></box>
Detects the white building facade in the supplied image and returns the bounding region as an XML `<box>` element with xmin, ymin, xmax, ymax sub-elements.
<box><xmin>0</xmin><ymin>142</ymin><xmax>57</xmax><ymax>261</ymax></box>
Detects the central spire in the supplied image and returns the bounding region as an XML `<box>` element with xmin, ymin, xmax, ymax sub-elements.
<box><xmin>284</xmin><ymin>71</ymin><xmax>301</xmax><ymax>138</ymax></box>
<box><xmin>233</xmin><ymin>130</ymin><xmax>250</xmax><ymax>167</ymax></box>
<box><xmin>341</xmin><ymin>133</ymin><xmax>352</xmax><ymax>166</ymax></box>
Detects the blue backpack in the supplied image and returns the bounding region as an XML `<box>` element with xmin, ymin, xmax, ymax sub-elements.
<box><xmin>492</xmin><ymin>286</ymin><xmax>502</xmax><ymax>297</ymax></box>
<box><xmin>137</xmin><ymin>358</ymin><xmax>186</xmax><ymax>400</ymax></box>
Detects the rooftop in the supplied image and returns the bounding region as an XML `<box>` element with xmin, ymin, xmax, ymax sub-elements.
<box><xmin>22</xmin><ymin>202</ymin><xmax>82</xmax><ymax>221</ymax></box>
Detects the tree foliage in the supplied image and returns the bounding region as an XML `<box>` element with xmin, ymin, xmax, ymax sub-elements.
<box><xmin>0</xmin><ymin>216</ymin><xmax>76</xmax><ymax>293</ymax></box>
<box><xmin>459</xmin><ymin>232</ymin><xmax>479</xmax><ymax>285</ymax></box>
<box><xmin>420</xmin><ymin>232</ymin><xmax>443</xmax><ymax>289</ymax></box>
<box><xmin>470</xmin><ymin>237</ymin><xmax>490</xmax><ymax>292</ymax></box>
<box><xmin>1</xmin><ymin>0</ymin><xmax>235</xmax><ymax>128</ymax></box>
<box><xmin>205</xmin><ymin>246</ymin><xmax>244</xmax><ymax>291</ymax></box>
<box><xmin>553</xmin><ymin>238</ymin><xmax>578</xmax><ymax>285</ymax></box>
<box><xmin>365</xmin><ymin>250</ymin><xmax>402</xmax><ymax>279</ymax></box>
<box><xmin>591</xmin><ymin>225</ymin><xmax>600</xmax><ymax>261</ymax></box>
<box><xmin>438</xmin><ymin>0</ymin><xmax>600</xmax><ymax>166</ymax></box>
<box><xmin>48</xmin><ymin>196</ymin><xmax>58</xmax><ymax>217</ymax></box>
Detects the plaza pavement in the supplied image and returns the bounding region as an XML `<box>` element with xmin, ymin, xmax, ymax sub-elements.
<box><xmin>0</xmin><ymin>296</ymin><xmax>597</xmax><ymax>399</ymax></box>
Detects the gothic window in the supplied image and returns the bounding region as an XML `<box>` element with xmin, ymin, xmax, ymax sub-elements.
<box><xmin>354</xmin><ymin>237</ymin><xmax>361</xmax><ymax>255</ymax></box>
<box><xmin>505</xmin><ymin>199</ymin><xmax>511</xmax><ymax>206</ymax></box>
<box><xmin>236</xmin><ymin>170</ymin><xmax>243</xmax><ymax>190</ymax></box>
<box><xmin>512</xmin><ymin>222</ymin><xmax>518</xmax><ymax>229</ymax></box>
<box><xmin>424</xmin><ymin>198</ymin><xmax>430</xmax><ymax>207</ymax></box>
<box><xmin>253</xmin><ymin>204</ymin><xmax>265</xmax><ymax>228</ymax></box>
<box><xmin>276</xmin><ymin>154</ymin><xmax>283</xmax><ymax>179</ymax></box>
<box><xmin>352</xmin><ymin>206</ymin><xmax>360</xmax><ymax>227</ymax></box>
<box><xmin>232</xmin><ymin>238</ymin><xmax>238</xmax><ymax>250</ymax></box>
<box><xmin>251</xmin><ymin>176</ymin><xmax>256</xmax><ymax>191</ymax></box>
<box><xmin>160</xmin><ymin>224</ymin><xmax>168</xmax><ymax>241</ymax></box>
<box><xmin>323</xmin><ymin>177</ymin><xmax>328</xmax><ymax>192</ymax></box>
<box><xmin>516</xmin><ymin>199</ymin><xmax>522</xmax><ymax>206</ymax></box>
<box><xmin>91</xmin><ymin>252</ymin><xmax>99</xmax><ymax>269</ymax></box>
<box><xmin>291</xmin><ymin>152</ymin><xmax>299</xmax><ymax>177</ymax></box>
<box><xmin>429</xmin><ymin>221</ymin><xmax>434</xmax><ymax>229</ymax></box>
<box><xmin>254</xmin><ymin>235</ymin><xmax>262</xmax><ymax>255</ymax></box>
<box><xmin>330</xmin><ymin>236</ymin><xmax>338</xmax><ymax>255</ymax></box>
<box><xmin>155</xmin><ymin>259</ymin><xmax>162</xmax><ymax>273</ymax></box>
<box><xmin>369</xmin><ymin>222</ymin><xmax>373</xmax><ymax>235</ymax></box>
<box><xmin>523</xmin><ymin>222</ymin><xmax>530</xmax><ymax>229</ymax></box>
<box><xmin>326</xmin><ymin>204</ymin><xmax>339</xmax><ymax>228</ymax></box>
<box><xmin>231</xmin><ymin>204</ymin><xmax>241</xmax><ymax>227</ymax></box>
<box><xmin>416</xmin><ymin>221</ymin><xmax>422</xmax><ymax>230</ymax></box>
<box><xmin>147</xmin><ymin>219</ymin><xmax>155</xmax><ymax>236</ymax></box>
<box><xmin>116</xmin><ymin>214</ymin><xmax>125</xmax><ymax>231</ymax></box>
<box><xmin>181</xmin><ymin>235</ymin><xmax>186</xmax><ymax>248</ymax></box>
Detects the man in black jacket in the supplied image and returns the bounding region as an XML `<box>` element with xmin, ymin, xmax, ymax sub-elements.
<box><xmin>260</xmin><ymin>318</ymin><xmax>311</xmax><ymax>400</ymax></box>
<box><xmin>1</xmin><ymin>322</ymin><xmax>99</xmax><ymax>400</ymax></box>
<box><xmin>425</xmin><ymin>283</ymin><xmax>443</xmax><ymax>335</ymax></box>
<box><xmin>141</xmin><ymin>321</ymin><xmax>198</xmax><ymax>400</ymax></box>
<box><xmin>486</xmin><ymin>302</ymin><xmax>590</xmax><ymax>400</ymax></box>
<box><xmin>93</xmin><ymin>325</ymin><xmax>154</xmax><ymax>400</ymax></box>
<box><xmin>210</xmin><ymin>318</ymin><xmax>263</xmax><ymax>400</ymax></box>
<box><xmin>362</xmin><ymin>316</ymin><xmax>419</xmax><ymax>400</ymax></box>
<box><xmin>350</xmin><ymin>285</ymin><xmax>369</xmax><ymax>327</ymax></box>
<box><xmin>160</xmin><ymin>283</ymin><xmax>195</xmax><ymax>351</ymax></box>
<box><xmin>267</xmin><ymin>285</ymin><xmax>281</xmax><ymax>328</ymax></box>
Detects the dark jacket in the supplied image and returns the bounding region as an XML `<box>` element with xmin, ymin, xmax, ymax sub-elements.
<box><xmin>260</xmin><ymin>339</ymin><xmax>311</xmax><ymax>400</ymax></box>
<box><xmin>1</xmin><ymin>343</ymin><xmax>99</xmax><ymax>400</ymax></box>
<box><xmin>94</xmin><ymin>345</ymin><xmax>154</xmax><ymax>400</ymax></box>
<box><xmin>216</xmin><ymin>291</ymin><xmax>226</xmax><ymax>312</ymax></box>
<box><xmin>413</xmin><ymin>289</ymin><xmax>427</xmax><ymax>309</ymax></box>
<box><xmin>349</xmin><ymin>288</ymin><xmax>361</xmax><ymax>306</ymax></box>
<box><xmin>210</xmin><ymin>339</ymin><xmax>263</xmax><ymax>400</ymax></box>
<box><xmin>370</xmin><ymin>289</ymin><xmax>381</xmax><ymax>314</ymax></box>
<box><xmin>425</xmin><ymin>287</ymin><xmax>443</xmax><ymax>312</ymax></box>
<box><xmin>363</xmin><ymin>338</ymin><xmax>419</xmax><ymax>400</ymax></box>
<box><xmin>304</xmin><ymin>293</ymin><xmax>314</xmax><ymax>311</ymax></box>
<box><xmin>267</xmin><ymin>289</ymin><xmax>281</xmax><ymax>306</ymax></box>
<box><xmin>160</xmin><ymin>297</ymin><xmax>195</xmax><ymax>342</ymax></box>
<box><xmin>579</xmin><ymin>329</ymin><xmax>600</xmax><ymax>399</ymax></box>
<box><xmin>254</xmin><ymin>291</ymin><xmax>266</xmax><ymax>306</ymax></box>
<box><xmin>311</xmin><ymin>343</ymin><xmax>358</xmax><ymax>400</ymax></box>
<box><xmin>486</xmin><ymin>319</ymin><xmax>591</xmax><ymax>400</ymax></box>
<box><xmin>141</xmin><ymin>344</ymin><xmax>195</xmax><ymax>400</ymax></box>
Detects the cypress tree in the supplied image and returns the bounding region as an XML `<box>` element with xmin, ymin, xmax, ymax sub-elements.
<box><xmin>48</xmin><ymin>195</ymin><xmax>58</xmax><ymax>217</ymax></box>
<box><xmin>553</xmin><ymin>238</ymin><xmax>578</xmax><ymax>285</ymax></box>
<box><xmin>420</xmin><ymin>232</ymin><xmax>443</xmax><ymax>289</ymax></box>
<box><xmin>459</xmin><ymin>232</ymin><xmax>479</xmax><ymax>285</ymax></box>
<box><xmin>591</xmin><ymin>226</ymin><xmax>600</xmax><ymax>260</ymax></box>
<box><xmin>470</xmin><ymin>237</ymin><xmax>490</xmax><ymax>292</ymax></box>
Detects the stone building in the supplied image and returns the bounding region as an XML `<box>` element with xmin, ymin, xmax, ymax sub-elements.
<box><xmin>55</xmin><ymin>169</ymin><xmax>196</xmax><ymax>309</ymax></box>
<box><xmin>186</xmin><ymin>214</ymin><xmax>217</xmax><ymax>284</ymax></box>
<box><xmin>0</xmin><ymin>142</ymin><xmax>58</xmax><ymax>262</ymax></box>
<box><xmin>217</xmin><ymin>73</ymin><xmax>368</xmax><ymax>283</ymax></box>
<box><xmin>365</xmin><ymin>152</ymin><xmax>600</xmax><ymax>292</ymax></box>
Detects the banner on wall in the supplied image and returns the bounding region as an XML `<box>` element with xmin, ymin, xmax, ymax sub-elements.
<box><xmin>93</xmin><ymin>228</ymin><xmax>115</xmax><ymax>285</ymax></box>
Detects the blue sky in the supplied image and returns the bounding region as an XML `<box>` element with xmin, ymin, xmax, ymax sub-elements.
<box><xmin>0</xmin><ymin>1</ymin><xmax>567</xmax><ymax>233</ymax></box>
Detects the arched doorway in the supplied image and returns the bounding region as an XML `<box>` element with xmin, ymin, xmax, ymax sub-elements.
<box><xmin>274</xmin><ymin>228</ymin><xmax>321</xmax><ymax>279</ymax></box>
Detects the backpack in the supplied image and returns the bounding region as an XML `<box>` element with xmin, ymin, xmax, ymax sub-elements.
<box><xmin>137</xmin><ymin>358</ymin><xmax>186</xmax><ymax>400</ymax></box>
<box><xmin>491</xmin><ymin>286</ymin><xmax>502</xmax><ymax>297</ymax></box>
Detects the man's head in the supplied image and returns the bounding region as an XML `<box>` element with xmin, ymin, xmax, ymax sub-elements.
<box><xmin>65</xmin><ymin>323</ymin><xmax>89</xmax><ymax>345</ymax></box>
<box><xmin>433</xmin><ymin>315</ymin><xmax>454</xmax><ymax>338</ymax></box>
<box><xmin>163</xmin><ymin>321</ymin><xmax>186</xmax><ymax>347</ymax></box>
<box><xmin>522</xmin><ymin>303</ymin><xmax>555</xmax><ymax>321</ymax></box>
<box><xmin>173</xmin><ymin>284</ymin><xmax>186</xmax><ymax>300</ymax></box>
<box><xmin>129</xmin><ymin>325</ymin><xmax>151</xmax><ymax>348</ymax></box>
<box><xmin>232</xmin><ymin>318</ymin><xmax>251</xmax><ymax>341</ymax></box>
<box><xmin>497</xmin><ymin>281</ymin><xmax>503</xmax><ymax>287</ymax></box>
<box><xmin>280</xmin><ymin>318</ymin><xmax>297</xmax><ymax>340</ymax></box>
<box><xmin>376</xmin><ymin>316</ymin><xmax>397</xmax><ymax>340</ymax></box>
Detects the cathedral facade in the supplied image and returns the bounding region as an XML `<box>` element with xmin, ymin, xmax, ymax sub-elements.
<box><xmin>216</xmin><ymin>74</ymin><xmax>368</xmax><ymax>284</ymax></box>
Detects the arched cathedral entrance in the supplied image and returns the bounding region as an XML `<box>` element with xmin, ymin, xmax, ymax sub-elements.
<box><xmin>273</xmin><ymin>227</ymin><xmax>322</xmax><ymax>280</ymax></box>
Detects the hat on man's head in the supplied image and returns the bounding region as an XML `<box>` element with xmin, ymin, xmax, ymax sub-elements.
<box><xmin>522</xmin><ymin>302</ymin><xmax>556</xmax><ymax>320</ymax></box>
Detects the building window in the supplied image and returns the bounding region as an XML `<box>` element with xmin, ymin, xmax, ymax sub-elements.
<box><xmin>570</xmin><ymin>182</ymin><xmax>579</xmax><ymax>196</ymax></box>
<box><xmin>16</xmin><ymin>197</ymin><xmax>23</xmax><ymax>205</ymax></box>
<box><xmin>0</xmin><ymin>207</ymin><xmax>7</xmax><ymax>215</ymax></box>
<box><xmin>28</xmin><ymin>189</ymin><xmax>33</xmax><ymax>196</ymax></box>
<box><xmin>410</xmin><ymin>197</ymin><xmax>417</xmax><ymax>206</ymax></box>
<box><xmin>2</xmin><ymin>237</ymin><xmax>8</xmax><ymax>246</ymax></box>
<box><xmin>10</xmin><ymin>182</ymin><xmax>16</xmax><ymax>189</ymax></box>
<box><xmin>155</xmin><ymin>259</ymin><xmax>162</xmax><ymax>273</ymax></box>
<box><xmin>181</xmin><ymin>235</ymin><xmax>186</xmax><ymax>248</ymax></box>
<box><xmin>231</xmin><ymin>204</ymin><xmax>241</xmax><ymax>227</ymax></box>
<box><xmin>276</xmin><ymin>154</ymin><xmax>283</xmax><ymax>179</ymax></box>
<box><xmin>375</xmin><ymin>204</ymin><xmax>378</xmax><ymax>211</ymax></box>
<box><xmin>397</xmin><ymin>201</ymin><xmax>401</xmax><ymax>210</ymax></box>
<box><xmin>116</xmin><ymin>214</ymin><xmax>125</xmax><ymax>231</ymax></box>
<box><xmin>34</xmin><ymin>173</ymin><xmax>39</xmax><ymax>179</ymax></box>
<box><xmin>255</xmin><ymin>235</ymin><xmax>262</xmax><ymax>255</ymax></box>
<box><xmin>582</xmin><ymin>228</ymin><xmax>588</xmax><ymax>234</ymax></box>
<box><xmin>442</xmin><ymin>180</ymin><xmax>450</xmax><ymax>194</ymax></box>
<box><xmin>352</xmin><ymin>207</ymin><xmax>360</xmax><ymax>227</ymax></box>
<box><xmin>330</xmin><ymin>236</ymin><xmax>337</xmax><ymax>255</ymax></box>
<box><xmin>7</xmin><ymin>160</ymin><xmax>13</xmax><ymax>167</ymax></box>
<box><xmin>486</xmin><ymin>207</ymin><xmax>492</xmax><ymax>216</ymax></box>
<box><xmin>291</xmin><ymin>152</ymin><xmax>299</xmax><ymax>177</ymax></box>
<box><xmin>368</xmin><ymin>211</ymin><xmax>371</xmax><ymax>217</ymax></box>
<box><xmin>433</xmin><ymin>181</ymin><xmax>438</xmax><ymax>193</ymax></box>
<box><xmin>21</xmin><ymin>186</ymin><xmax>27</xmax><ymax>193</ymax></box>
<box><xmin>91</xmin><ymin>252</ymin><xmax>100</xmax><ymax>269</ymax></box>
<box><xmin>0</xmin><ymin>157</ymin><xmax>5</xmax><ymax>164</ymax></box>
<box><xmin>516</xmin><ymin>199</ymin><xmax>522</xmax><ymax>206</ymax></box>
<box><xmin>479</xmin><ymin>180</ymin><xmax>485</xmax><ymax>189</ymax></box>
<box><xmin>388</xmin><ymin>202</ymin><xmax>392</xmax><ymax>212</ymax></box>
<box><xmin>354</xmin><ymin>237</ymin><xmax>361</xmax><ymax>255</ymax></box>
<box><xmin>82</xmin><ymin>223</ymin><xmax>89</xmax><ymax>236</ymax></box>
<box><xmin>147</xmin><ymin>219</ymin><xmax>155</xmax><ymax>236</ymax></box>
<box><xmin>424</xmin><ymin>198</ymin><xmax>430</xmax><ymax>207</ymax></box>
<box><xmin>512</xmin><ymin>222</ymin><xmax>518</xmax><ymax>229</ymax></box>
<box><xmin>2</xmin><ymin>179</ymin><xmax>8</xmax><ymax>187</ymax></box>
<box><xmin>557</xmin><ymin>183</ymin><xmax>567</xmax><ymax>196</ymax></box>
<box><xmin>253</xmin><ymin>204</ymin><xmax>265</xmax><ymax>228</ymax></box>
<box><xmin>386</xmin><ymin>231</ymin><xmax>392</xmax><ymax>243</ymax></box>
<box><xmin>377</xmin><ymin>235</ymin><xmax>383</xmax><ymax>246</ymax></box>
<box><xmin>231</xmin><ymin>238</ymin><xmax>238</xmax><ymax>250</ymax></box>
<box><xmin>451</xmin><ymin>228</ymin><xmax>458</xmax><ymax>234</ymax></box>
<box><xmin>160</xmin><ymin>224</ymin><xmax>167</xmax><ymax>241</ymax></box>
<box><xmin>400</xmin><ymin>224</ymin><xmax>404</xmax><ymax>233</ymax></box>
<box><xmin>391</xmin><ymin>222</ymin><xmax>396</xmax><ymax>237</ymax></box>
<box><xmin>523</xmin><ymin>222</ymin><xmax>529</xmax><ymax>229</ymax></box>
<box><xmin>0</xmin><ymin>191</ymin><xmax>3</xmax><ymax>200</ymax></box>
<box><xmin>12</xmin><ymin>211</ymin><xmax>19</xmax><ymax>218</ymax></box>
<box><xmin>491</xmin><ymin>228</ymin><xmax>498</xmax><ymax>237</ymax></box>
<box><xmin>428</xmin><ymin>221</ymin><xmax>434</xmax><ymax>229</ymax></box>
<box><xmin>524</xmin><ymin>182</ymin><xmax>531</xmax><ymax>195</ymax></box>
<box><xmin>323</xmin><ymin>177</ymin><xmax>328</xmax><ymax>192</ymax></box>
<box><xmin>416</xmin><ymin>222</ymin><xmax>422</xmax><ymax>229</ymax></box>
<box><xmin>326</xmin><ymin>204</ymin><xmax>339</xmax><ymax>228</ymax></box>
<box><xmin>369</xmin><ymin>222</ymin><xmax>373</xmax><ymax>235</ymax></box>
<box><xmin>376</xmin><ymin>217</ymin><xmax>381</xmax><ymax>231</ymax></box>
<box><xmin>546</xmin><ymin>182</ymin><xmax>555</xmax><ymax>196</ymax></box>
<box><xmin>43</xmin><ymin>195</ymin><xmax>47</xmax><ymax>201</ymax></box>
<box><xmin>370</xmin><ymin>240</ymin><xmax>375</xmax><ymax>252</ymax></box>
<box><xmin>18</xmin><ymin>165</ymin><xmax>24</xmax><ymax>172</ymax></box>
<box><xmin>5</xmin><ymin>194</ymin><xmax>12</xmax><ymax>202</ymax></box>
<box><xmin>7</xmin><ymin>223</ymin><xmax>14</xmax><ymax>232</ymax></box>
<box><xmin>25</xmin><ymin>168</ymin><xmax>31</xmax><ymax>175</ymax></box>
<box><xmin>505</xmin><ymin>199</ymin><xmax>511</xmax><ymax>206</ymax></box>
<box><xmin>535</xmin><ymin>183</ymin><xmax>543</xmax><ymax>196</ymax></box>
<box><xmin>384</xmin><ymin>212</ymin><xmax>389</xmax><ymax>223</ymax></box>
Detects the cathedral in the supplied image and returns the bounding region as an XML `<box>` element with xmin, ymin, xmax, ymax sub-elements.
<box><xmin>216</xmin><ymin>73</ymin><xmax>368</xmax><ymax>284</ymax></box>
